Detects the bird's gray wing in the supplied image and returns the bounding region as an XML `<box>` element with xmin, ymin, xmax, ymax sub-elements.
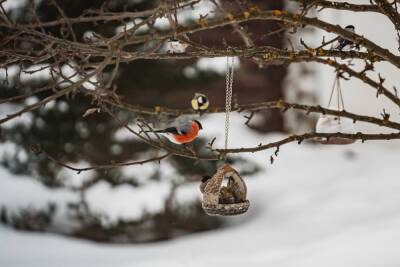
<box><xmin>175</xmin><ymin>117</ymin><xmax>192</xmax><ymax>134</ymax></box>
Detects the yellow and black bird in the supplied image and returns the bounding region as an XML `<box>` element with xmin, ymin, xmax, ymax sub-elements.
<box><xmin>191</xmin><ymin>93</ymin><xmax>210</xmax><ymax>111</ymax></box>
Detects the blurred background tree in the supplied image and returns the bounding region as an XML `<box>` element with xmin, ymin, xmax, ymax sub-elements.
<box><xmin>0</xmin><ymin>0</ymin><xmax>284</xmax><ymax>242</ymax></box>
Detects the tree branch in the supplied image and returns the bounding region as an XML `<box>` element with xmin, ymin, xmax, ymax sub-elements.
<box><xmin>216</xmin><ymin>132</ymin><xmax>400</xmax><ymax>154</ymax></box>
<box><xmin>35</xmin><ymin>145</ymin><xmax>171</xmax><ymax>172</ymax></box>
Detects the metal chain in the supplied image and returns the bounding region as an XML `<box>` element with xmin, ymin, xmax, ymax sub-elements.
<box><xmin>327</xmin><ymin>74</ymin><xmax>337</xmax><ymax>108</ymax></box>
<box><xmin>327</xmin><ymin>73</ymin><xmax>346</xmax><ymax>123</ymax></box>
<box><xmin>327</xmin><ymin>74</ymin><xmax>345</xmax><ymax>110</ymax></box>
<box><xmin>224</xmin><ymin>57</ymin><xmax>234</xmax><ymax>152</ymax></box>
<box><xmin>337</xmin><ymin>77</ymin><xmax>345</xmax><ymax>109</ymax></box>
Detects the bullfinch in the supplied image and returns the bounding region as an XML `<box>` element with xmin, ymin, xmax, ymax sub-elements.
<box><xmin>148</xmin><ymin>118</ymin><xmax>203</xmax><ymax>144</ymax></box>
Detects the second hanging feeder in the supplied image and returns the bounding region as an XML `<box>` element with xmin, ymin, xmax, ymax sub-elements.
<box><xmin>314</xmin><ymin>74</ymin><xmax>355</xmax><ymax>145</ymax></box>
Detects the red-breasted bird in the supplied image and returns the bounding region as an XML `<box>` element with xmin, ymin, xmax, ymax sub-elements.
<box><xmin>147</xmin><ymin>118</ymin><xmax>203</xmax><ymax>144</ymax></box>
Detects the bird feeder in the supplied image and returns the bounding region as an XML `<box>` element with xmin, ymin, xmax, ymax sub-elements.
<box><xmin>314</xmin><ymin>74</ymin><xmax>356</xmax><ymax>145</ymax></box>
<box><xmin>200</xmin><ymin>164</ymin><xmax>250</xmax><ymax>216</ymax></box>
<box><xmin>314</xmin><ymin>115</ymin><xmax>355</xmax><ymax>144</ymax></box>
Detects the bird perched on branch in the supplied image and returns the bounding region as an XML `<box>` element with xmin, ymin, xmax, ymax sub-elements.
<box><xmin>333</xmin><ymin>25</ymin><xmax>356</xmax><ymax>51</ymax></box>
<box><xmin>191</xmin><ymin>93</ymin><xmax>210</xmax><ymax>111</ymax></box>
<box><xmin>147</xmin><ymin>118</ymin><xmax>203</xmax><ymax>144</ymax></box>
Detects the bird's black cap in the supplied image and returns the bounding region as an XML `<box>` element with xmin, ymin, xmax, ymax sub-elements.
<box><xmin>194</xmin><ymin>120</ymin><xmax>203</xmax><ymax>129</ymax></box>
<box><xmin>345</xmin><ymin>25</ymin><xmax>355</xmax><ymax>29</ymax></box>
<box><xmin>198</xmin><ymin>95</ymin><xmax>207</xmax><ymax>104</ymax></box>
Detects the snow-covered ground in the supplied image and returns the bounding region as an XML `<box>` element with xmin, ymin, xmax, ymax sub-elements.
<box><xmin>1</xmin><ymin>113</ymin><xmax>400</xmax><ymax>267</ymax></box>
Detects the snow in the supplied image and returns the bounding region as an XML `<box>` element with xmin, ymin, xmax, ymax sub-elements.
<box><xmin>0</xmin><ymin>65</ymin><xmax>20</xmax><ymax>86</ymax></box>
<box><xmin>196</xmin><ymin>57</ymin><xmax>240</xmax><ymax>75</ymax></box>
<box><xmin>57</xmin><ymin>101</ymin><xmax>69</xmax><ymax>112</ymax></box>
<box><xmin>1</xmin><ymin>113</ymin><xmax>400</xmax><ymax>266</ymax></box>
<box><xmin>166</xmin><ymin>40</ymin><xmax>189</xmax><ymax>54</ymax></box>
<box><xmin>1</xmin><ymin>64</ymin><xmax>51</xmax><ymax>84</ymax></box>
<box><xmin>0</xmin><ymin>88</ymin><xmax>37</xmax><ymax>130</ymax></box>
<box><xmin>85</xmin><ymin>181</ymin><xmax>172</xmax><ymax>225</ymax></box>
<box><xmin>0</xmin><ymin>141</ymin><xmax>28</xmax><ymax>164</ymax></box>
<box><xmin>20</xmin><ymin>64</ymin><xmax>52</xmax><ymax>82</ymax></box>
<box><xmin>174</xmin><ymin>182</ymin><xmax>201</xmax><ymax>205</ymax></box>
<box><xmin>120</xmin><ymin>163</ymin><xmax>156</xmax><ymax>184</ymax></box>
<box><xmin>115</xmin><ymin>19</ymin><xmax>149</xmax><ymax>35</ymax></box>
<box><xmin>153</xmin><ymin>0</ymin><xmax>216</xmax><ymax>29</ymax></box>
<box><xmin>2</xmin><ymin>0</ymin><xmax>42</xmax><ymax>12</ymax></box>
<box><xmin>120</xmin><ymin>160</ymin><xmax>177</xmax><ymax>184</ymax></box>
<box><xmin>0</xmin><ymin>103</ymin><xmax>33</xmax><ymax>129</ymax></box>
<box><xmin>0</xmin><ymin>168</ymin><xmax>79</xmax><ymax>233</ymax></box>
<box><xmin>177</xmin><ymin>0</ymin><xmax>216</xmax><ymax>22</ymax></box>
<box><xmin>114</xmin><ymin>0</ymin><xmax>215</xmax><ymax>33</ymax></box>
<box><xmin>57</xmin><ymin>63</ymin><xmax>99</xmax><ymax>90</ymax></box>
<box><xmin>113</xmin><ymin>123</ymin><xmax>143</xmax><ymax>142</ymax></box>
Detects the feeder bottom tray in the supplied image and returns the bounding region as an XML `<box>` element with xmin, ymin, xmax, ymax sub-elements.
<box><xmin>313</xmin><ymin>137</ymin><xmax>356</xmax><ymax>145</ymax></box>
<box><xmin>202</xmin><ymin>200</ymin><xmax>250</xmax><ymax>216</ymax></box>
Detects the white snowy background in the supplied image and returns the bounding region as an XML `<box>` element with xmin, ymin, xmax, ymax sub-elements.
<box><xmin>1</xmin><ymin>115</ymin><xmax>400</xmax><ymax>267</ymax></box>
<box><xmin>1</xmin><ymin>0</ymin><xmax>400</xmax><ymax>266</ymax></box>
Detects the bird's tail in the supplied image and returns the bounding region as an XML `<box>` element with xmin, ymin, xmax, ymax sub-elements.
<box><xmin>144</xmin><ymin>130</ymin><xmax>166</xmax><ymax>133</ymax></box>
<box><xmin>142</xmin><ymin>127</ymin><xmax>178</xmax><ymax>134</ymax></box>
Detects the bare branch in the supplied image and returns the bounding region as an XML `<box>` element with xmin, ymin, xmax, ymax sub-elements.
<box><xmin>216</xmin><ymin>132</ymin><xmax>400</xmax><ymax>154</ymax></box>
<box><xmin>35</xmin><ymin>145</ymin><xmax>171</xmax><ymax>172</ymax></box>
